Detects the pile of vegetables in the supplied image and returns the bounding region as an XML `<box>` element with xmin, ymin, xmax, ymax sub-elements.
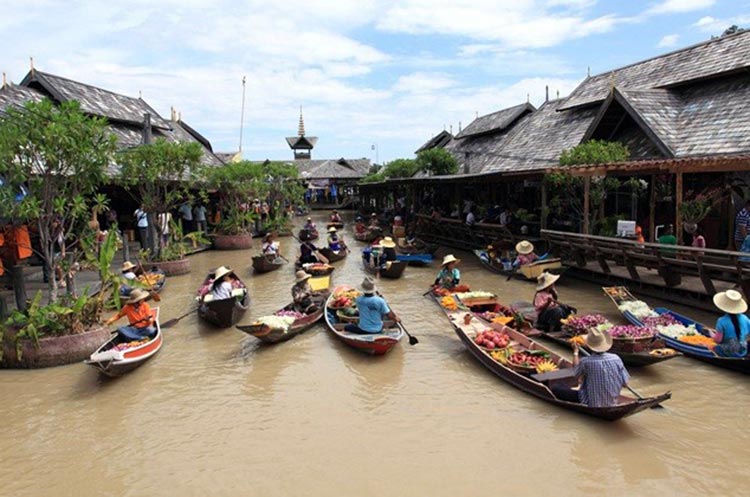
<box><xmin>253</xmin><ymin>315</ymin><xmax>296</xmax><ymax>332</ymax></box>
<box><xmin>609</xmin><ymin>324</ymin><xmax>656</xmax><ymax>339</ymax></box>
<box><xmin>561</xmin><ymin>314</ymin><xmax>610</xmax><ymax>334</ymax></box>
<box><xmin>440</xmin><ymin>296</ymin><xmax>458</xmax><ymax>311</ymax></box>
<box><xmin>274</xmin><ymin>309</ymin><xmax>306</xmax><ymax>320</ymax></box>
<box><xmin>641</xmin><ymin>314</ymin><xmax>679</xmax><ymax>327</ymax></box>
<box><xmin>507</xmin><ymin>350</ymin><xmax>551</xmax><ymax>369</ymax></box>
<box><xmin>113</xmin><ymin>338</ymin><xmax>150</xmax><ymax>351</ymax></box>
<box><xmin>454</xmin><ymin>291</ymin><xmax>495</xmax><ymax>301</ymax></box>
<box><xmin>473</xmin><ymin>330</ymin><xmax>510</xmax><ymax>350</ymax></box>
<box><xmin>678</xmin><ymin>334</ymin><xmax>716</xmax><ymax>348</ymax></box>
<box><xmin>656</xmin><ymin>322</ymin><xmax>700</xmax><ymax>339</ymax></box>
<box><xmin>617</xmin><ymin>300</ymin><xmax>658</xmax><ymax>319</ymax></box>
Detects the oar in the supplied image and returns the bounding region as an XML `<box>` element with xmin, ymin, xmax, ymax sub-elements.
<box><xmin>397</xmin><ymin>320</ymin><xmax>419</xmax><ymax>345</ymax></box>
<box><xmin>506</xmin><ymin>264</ymin><xmax>519</xmax><ymax>281</ymax></box>
<box><xmin>162</xmin><ymin>307</ymin><xmax>197</xmax><ymax>328</ymax></box>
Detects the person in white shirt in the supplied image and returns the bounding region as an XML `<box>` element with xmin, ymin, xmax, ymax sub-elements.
<box><xmin>466</xmin><ymin>207</ymin><xmax>476</xmax><ymax>227</ymax></box>
<box><xmin>134</xmin><ymin>206</ymin><xmax>148</xmax><ymax>249</ymax></box>
<box><xmin>210</xmin><ymin>266</ymin><xmax>235</xmax><ymax>301</ymax></box>
<box><xmin>193</xmin><ymin>204</ymin><xmax>207</xmax><ymax>233</ymax></box>
<box><xmin>158</xmin><ymin>212</ymin><xmax>172</xmax><ymax>245</ymax></box>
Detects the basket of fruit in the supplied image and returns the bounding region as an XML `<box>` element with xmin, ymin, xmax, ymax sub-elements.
<box><xmin>329</xmin><ymin>289</ymin><xmax>360</xmax><ymax>310</ymax></box>
<box><xmin>336</xmin><ymin>307</ymin><xmax>360</xmax><ymax>323</ymax></box>
<box><xmin>473</xmin><ymin>330</ymin><xmax>510</xmax><ymax>350</ymax></box>
<box><xmin>506</xmin><ymin>350</ymin><xmax>552</xmax><ymax>375</ymax></box>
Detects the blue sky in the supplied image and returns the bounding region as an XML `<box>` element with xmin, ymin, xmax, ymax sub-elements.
<box><xmin>1</xmin><ymin>1</ymin><xmax>748</xmax><ymax>163</ymax></box>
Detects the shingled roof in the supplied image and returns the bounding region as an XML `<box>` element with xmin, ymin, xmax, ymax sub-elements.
<box><xmin>560</xmin><ymin>30</ymin><xmax>750</xmax><ymax>110</ymax></box>
<box><xmin>293</xmin><ymin>158</ymin><xmax>370</xmax><ymax>179</ymax></box>
<box><xmin>455</xmin><ymin>103</ymin><xmax>535</xmax><ymax>139</ymax></box>
<box><xmin>21</xmin><ymin>70</ymin><xmax>171</xmax><ymax>129</ymax></box>
<box><xmin>0</xmin><ymin>84</ymin><xmax>44</xmax><ymax>117</ymax></box>
<box><xmin>415</xmin><ymin>130</ymin><xmax>453</xmax><ymax>153</ymax></box>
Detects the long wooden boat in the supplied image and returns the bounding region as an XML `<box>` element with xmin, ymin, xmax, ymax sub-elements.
<box><xmin>429</xmin><ymin>297</ymin><xmax>670</xmax><ymax>420</ymax></box>
<box><xmin>354</xmin><ymin>227</ymin><xmax>382</xmax><ymax>243</ymax></box>
<box><xmin>324</xmin><ymin>285</ymin><xmax>404</xmax><ymax>355</ymax></box>
<box><xmin>293</xmin><ymin>261</ymin><xmax>335</xmax><ymax>276</ymax></box>
<box><xmin>362</xmin><ymin>255</ymin><xmax>407</xmax><ymax>279</ymax></box>
<box><xmin>326</xmin><ymin>221</ymin><xmax>344</xmax><ymax>230</ymax></box>
<box><xmin>396</xmin><ymin>239</ymin><xmax>439</xmax><ymax>256</ymax></box>
<box><xmin>252</xmin><ymin>254</ymin><xmax>286</xmax><ymax>274</ymax></box>
<box><xmin>120</xmin><ymin>268</ymin><xmax>166</xmax><ymax>296</ymax></box>
<box><xmin>85</xmin><ymin>308</ymin><xmax>163</xmax><ymax>377</ymax></box>
<box><xmin>319</xmin><ymin>246</ymin><xmax>348</xmax><ymax>263</ymax></box>
<box><xmin>196</xmin><ymin>272</ymin><xmax>250</xmax><ymax>328</ymax></box>
<box><xmin>605</xmin><ymin>287</ymin><xmax>750</xmax><ymax>374</ymax></box>
<box><xmin>237</xmin><ymin>278</ymin><xmax>331</xmax><ymax>343</ymax></box>
<box><xmin>474</xmin><ymin>249</ymin><xmax>565</xmax><ymax>280</ymax></box>
<box><xmin>396</xmin><ymin>253</ymin><xmax>433</xmax><ymax>266</ymax></box>
<box><xmin>299</xmin><ymin>228</ymin><xmax>319</xmax><ymax>241</ymax></box>
<box><xmin>473</xmin><ymin>249</ymin><xmax>507</xmax><ymax>274</ymax></box>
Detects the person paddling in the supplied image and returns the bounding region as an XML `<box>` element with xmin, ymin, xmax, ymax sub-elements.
<box><xmin>344</xmin><ymin>277</ymin><xmax>401</xmax><ymax>334</ymax></box>
<box><xmin>434</xmin><ymin>254</ymin><xmax>461</xmax><ymax>290</ymax></box>
<box><xmin>104</xmin><ymin>288</ymin><xmax>156</xmax><ymax>340</ymax></box>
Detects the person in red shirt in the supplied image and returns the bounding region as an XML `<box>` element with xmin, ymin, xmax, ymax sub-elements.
<box><xmin>105</xmin><ymin>288</ymin><xmax>156</xmax><ymax>340</ymax></box>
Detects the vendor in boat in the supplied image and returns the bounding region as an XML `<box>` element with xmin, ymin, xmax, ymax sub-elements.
<box><xmin>707</xmin><ymin>290</ymin><xmax>750</xmax><ymax>357</ymax></box>
<box><xmin>262</xmin><ymin>232</ymin><xmax>281</xmax><ymax>261</ymax></box>
<box><xmin>327</xmin><ymin>226</ymin><xmax>346</xmax><ymax>252</ymax></box>
<box><xmin>292</xmin><ymin>270</ymin><xmax>321</xmax><ymax>313</ymax></box>
<box><xmin>551</xmin><ymin>328</ymin><xmax>632</xmax><ymax>408</ymax></box>
<box><xmin>355</xmin><ymin>216</ymin><xmax>367</xmax><ymax>235</ymax></box>
<box><xmin>121</xmin><ymin>261</ymin><xmax>138</xmax><ymax>281</ymax></box>
<box><xmin>344</xmin><ymin>277</ymin><xmax>401</xmax><ymax>334</ymax></box>
<box><xmin>104</xmin><ymin>288</ymin><xmax>156</xmax><ymax>340</ymax></box>
<box><xmin>299</xmin><ymin>239</ymin><xmax>328</xmax><ymax>265</ymax></box>
<box><xmin>514</xmin><ymin>240</ymin><xmax>538</xmax><ymax>266</ymax></box>
<box><xmin>210</xmin><ymin>266</ymin><xmax>237</xmax><ymax>301</ymax></box>
<box><xmin>368</xmin><ymin>213</ymin><xmax>380</xmax><ymax>230</ymax></box>
<box><xmin>379</xmin><ymin>237</ymin><xmax>397</xmax><ymax>264</ymax></box>
<box><xmin>330</xmin><ymin>210</ymin><xmax>342</xmax><ymax>223</ymax></box>
<box><xmin>434</xmin><ymin>254</ymin><xmax>461</xmax><ymax>290</ymax></box>
<box><xmin>534</xmin><ymin>272</ymin><xmax>574</xmax><ymax>332</ymax></box>
<box><xmin>303</xmin><ymin>217</ymin><xmax>317</xmax><ymax>232</ymax></box>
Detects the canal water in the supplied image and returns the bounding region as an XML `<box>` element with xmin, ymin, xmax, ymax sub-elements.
<box><xmin>0</xmin><ymin>213</ymin><xmax>746</xmax><ymax>496</ymax></box>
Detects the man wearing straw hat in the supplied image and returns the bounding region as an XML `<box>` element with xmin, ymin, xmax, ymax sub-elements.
<box><xmin>708</xmin><ymin>290</ymin><xmax>750</xmax><ymax>357</ymax></box>
<box><xmin>344</xmin><ymin>277</ymin><xmax>400</xmax><ymax>334</ymax></box>
<box><xmin>434</xmin><ymin>254</ymin><xmax>461</xmax><ymax>290</ymax></box>
<box><xmin>104</xmin><ymin>288</ymin><xmax>156</xmax><ymax>340</ymax></box>
<box><xmin>552</xmin><ymin>327</ymin><xmax>632</xmax><ymax>408</ymax></box>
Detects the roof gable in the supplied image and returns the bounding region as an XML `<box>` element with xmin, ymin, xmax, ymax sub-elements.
<box><xmin>455</xmin><ymin>102</ymin><xmax>535</xmax><ymax>139</ymax></box>
<box><xmin>415</xmin><ymin>130</ymin><xmax>453</xmax><ymax>153</ymax></box>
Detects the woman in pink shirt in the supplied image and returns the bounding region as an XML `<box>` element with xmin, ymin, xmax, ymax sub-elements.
<box><xmin>514</xmin><ymin>240</ymin><xmax>538</xmax><ymax>267</ymax></box>
<box><xmin>691</xmin><ymin>226</ymin><xmax>706</xmax><ymax>250</ymax></box>
<box><xmin>534</xmin><ymin>272</ymin><xmax>574</xmax><ymax>332</ymax></box>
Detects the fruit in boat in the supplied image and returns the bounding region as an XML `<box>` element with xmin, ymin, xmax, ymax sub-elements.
<box><xmin>535</xmin><ymin>360</ymin><xmax>558</xmax><ymax>373</ymax></box>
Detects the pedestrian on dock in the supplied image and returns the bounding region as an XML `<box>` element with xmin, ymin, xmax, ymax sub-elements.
<box><xmin>534</xmin><ymin>272</ymin><xmax>574</xmax><ymax>332</ymax></box>
<box><xmin>134</xmin><ymin>205</ymin><xmax>148</xmax><ymax>250</ymax></box>
<box><xmin>657</xmin><ymin>224</ymin><xmax>677</xmax><ymax>255</ymax></box>
<box><xmin>691</xmin><ymin>226</ymin><xmax>706</xmax><ymax>250</ymax></box>
<box><xmin>179</xmin><ymin>201</ymin><xmax>193</xmax><ymax>233</ymax></box>
<box><xmin>734</xmin><ymin>200</ymin><xmax>750</xmax><ymax>250</ymax></box>
<box><xmin>708</xmin><ymin>290</ymin><xmax>750</xmax><ymax>357</ymax></box>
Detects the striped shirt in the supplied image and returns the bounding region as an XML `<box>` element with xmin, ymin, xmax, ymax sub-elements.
<box><xmin>735</xmin><ymin>208</ymin><xmax>750</xmax><ymax>242</ymax></box>
<box><xmin>575</xmin><ymin>353</ymin><xmax>629</xmax><ymax>408</ymax></box>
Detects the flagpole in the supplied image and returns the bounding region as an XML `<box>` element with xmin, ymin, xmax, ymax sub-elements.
<box><xmin>239</xmin><ymin>76</ymin><xmax>246</xmax><ymax>154</ymax></box>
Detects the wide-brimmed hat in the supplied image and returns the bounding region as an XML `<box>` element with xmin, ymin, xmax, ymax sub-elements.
<box><xmin>121</xmin><ymin>261</ymin><xmax>136</xmax><ymax>272</ymax></box>
<box><xmin>536</xmin><ymin>272</ymin><xmax>560</xmax><ymax>291</ymax></box>
<box><xmin>327</xmin><ymin>226</ymin><xmax>337</xmax><ymax>233</ymax></box>
<box><xmin>442</xmin><ymin>254</ymin><xmax>460</xmax><ymax>266</ymax></box>
<box><xmin>585</xmin><ymin>327</ymin><xmax>613</xmax><ymax>353</ymax></box>
<box><xmin>370</xmin><ymin>213</ymin><xmax>377</xmax><ymax>217</ymax></box>
<box><xmin>306</xmin><ymin>216</ymin><xmax>312</xmax><ymax>221</ymax></box>
<box><xmin>295</xmin><ymin>270</ymin><xmax>312</xmax><ymax>283</ymax></box>
<box><xmin>213</xmin><ymin>266</ymin><xmax>234</xmax><ymax>282</ymax></box>
<box><xmin>361</xmin><ymin>277</ymin><xmax>376</xmax><ymax>294</ymax></box>
<box><xmin>126</xmin><ymin>288</ymin><xmax>149</xmax><ymax>304</ymax></box>
<box><xmin>380</xmin><ymin>236</ymin><xmax>396</xmax><ymax>248</ymax></box>
<box><xmin>516</xmin><ymin>240</ymin><xmax>534</xmax><ymax>255</ymax></box>
<box><xmin>713</xmin><ymin>289</ymin><xmax>748</xmax><ymax>315</ymax></box>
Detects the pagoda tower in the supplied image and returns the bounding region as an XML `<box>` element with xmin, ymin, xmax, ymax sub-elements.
<box><xmin>285</xmin><ymin>107</ymin><xmax>318</xmax><ymax>159</ymax></box>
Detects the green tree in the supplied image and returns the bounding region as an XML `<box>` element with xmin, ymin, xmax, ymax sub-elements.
<box><xmin>117</xmin><ymin>139</ymin><xmax>204</xmax><ymax>258</ymax></box>
<box><xmin>416</xmin><ymin>148</ymin><xmax>458</xmax><ymax>175</ymax></box>
<box><xmin>0</xmin><ymin>99</ymin><xmax>116</xmax><ymax>302</ymax></box>
<box><xmin>559</xmin><ymin>140</ymin><xmax>629</xmax><ymax>166</ymax></box>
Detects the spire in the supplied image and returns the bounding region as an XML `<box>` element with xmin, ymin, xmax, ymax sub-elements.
<box><xmin>298</xmin><ymin>106</ymin><xmax>305</xmax><ymax>137</ymax></box>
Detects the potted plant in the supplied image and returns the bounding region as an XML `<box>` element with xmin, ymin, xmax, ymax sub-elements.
<box><xmin>117</xmin><ymin>140</ymin><xmax>205</xmax><ymax>273</ymax></box>
<box><xmin>679</xmin><ymin>191</ymin><xmax>713</xmax><ymax>234</ymax></box>
<box><xmin>207</xmin><ymin>161</ymin><xmax>264</xmax><ymax>249</ymax></box>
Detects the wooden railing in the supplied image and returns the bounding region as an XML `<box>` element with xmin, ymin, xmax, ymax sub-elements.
<box><xmin>542</xmin><ymin>229</ymin><xmax>750</xmax><ymax>296</ymax></box>
<box><xmin>415</xmin><ymin>214</ymin><xmax>545</xmax><ymax>252</ymax></box>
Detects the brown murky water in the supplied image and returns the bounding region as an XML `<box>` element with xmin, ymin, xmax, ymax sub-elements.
<box><xmin>1</xmin><ymin>213</ymin><xmax>747</xmax><ymax>497</ymax></box>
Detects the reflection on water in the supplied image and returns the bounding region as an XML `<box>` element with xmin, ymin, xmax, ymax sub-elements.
<box><xmin>0</xmin><ymin>211</ymin><xmax>747</xmax><ymax>496</ymax></box>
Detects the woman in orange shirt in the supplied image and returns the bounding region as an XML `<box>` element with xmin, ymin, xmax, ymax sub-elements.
<box><xmin>105</xmin><ymin>289</ymin><xmax>156</xmax><ymax>340</ymax></box>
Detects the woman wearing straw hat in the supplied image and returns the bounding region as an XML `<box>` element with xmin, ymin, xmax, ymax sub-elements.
<box><xmin>121</xmin><ymin>261</ymin><xmax>138</xmax><ymax>281</ymax></box>
<box><xmin>534</xmin><ymin>272</ymin><xmax>574</xmax><ymax>332</ymax></box>
<box><xmin>210</xmin><ymin>266</ymin><xmax>236</xmax><ymax>301</ymax></box>
<box><xmin>434</xmin><ymin>254</ymin><xmax>461</xmax><ymax>290</ymax></box>
<box><xmin>379</xmin><ymin>237</ymin><xmax>397</xmax><ymax>265</ymax></box>
<box><xmin>513</xmin><ymin>240</ymin><xmax>539</xmax><ymax>267</ymax></box>
<box><xmin>344</xmin><ymin>277</ymin><xmax>401</xmax><ymax>334</ymax></box>
<box><xmin>708</xmin><ymin>290</ymin><xmax>750</xmax><ymax>357</ymax></box>
<box><xmin>551</xmin><ymin>327</ymin><xmax>632</xmax><ymax>408</ymax></box>
<box><xmin>327</xmin><ymin>226</ymin><xmax>345</xmax><ymax>253</ymax></box>
<box><xmin>292</xmin><ymin>270</ymin><xmax>321</xmax><ymax>313</ymax></box>
<box><xmin>104</xmin><ymin>288</ymin><xmax>156</xmax><ymax>340</ymax></box>
<box><xmin>262</xmin><ymin>232</ymin><xmax>281</xmax><ymax>262</ymax></box>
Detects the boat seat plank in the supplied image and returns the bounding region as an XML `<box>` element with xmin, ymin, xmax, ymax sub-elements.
<box><xmin>531</xmin><ymin>368</ymin><xmax>577</xmax><ymax>382</ymax></box>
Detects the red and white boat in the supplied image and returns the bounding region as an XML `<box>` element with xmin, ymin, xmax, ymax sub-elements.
<box><xmin>324</xmin><ymin>285</ymin><xmax>403</xmax><ymax>355</ymax></box>
<box><xmin>85</xmin><ymin>308</ymin><xmax>163</xmax><ymax>377</ymax></box>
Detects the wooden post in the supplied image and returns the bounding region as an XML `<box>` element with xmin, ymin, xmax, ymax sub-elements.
<box><xmin>0</xmin><ymin>295</ymin><xmax>8</xmax><ymax>320</ymax></box>
<box><xmin>122</xmin><ymin>231</ymin><xmax>130</xmax><ymax>262</ymax></box>
<box><xmin>675</xmin><ymin>171</ymin><xmax>683</xmax><ymax>245</ymax></box>
<box><xmin>541</xmin><ymin>180</ymin><xmax>548</xmax><ymax>230</ymax></box>
<box><xmin>583</xmin><ymin>176</ymin><xmax>591</xmax><ymax>235</ymax></box>
<box><xmin>11</xmin><ymin>265</ymin><xmax>27</xmax><ymax>311</ymax></box>
<box><xmin>65</xmin><ymin>253</ymin><xmax>76</xmax><ymax>297</ymax></box>
<box><xmin>649</xmin><ymin>174</ymin><xmax>656</xmax><ymax>242</ymax></box>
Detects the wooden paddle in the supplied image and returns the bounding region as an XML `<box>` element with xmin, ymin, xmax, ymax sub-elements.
<box><xmin>162</xmin><ymin>307</ymin><xmax>197</xmax><ymax>328</ymax></box>
<box><xmin>397</xmin><ymin>320</ymin><xmax>419</xmax><ymax>345</ymax></box>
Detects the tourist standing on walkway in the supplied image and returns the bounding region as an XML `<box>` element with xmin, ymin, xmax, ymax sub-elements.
<box><xmin>691</xmin><ymin>226</ymin><xmax>706</xmax><ymax>250</ymax></box>
<box><xmin>330</xmin><ymin>183</ymin><xmax>338</xmax><ymax>205</ymax></box>
<box><xmin>465</xmin><ymin>206</ymin><xmax>476</xmax><ymax>227</ymax></box>
<box><xmin>194</xmin><ymin>203</ymin><xmax>207</xmax><ymax>233</ymax></box>
<box><xmin>735</xmin><ymin>200</ymin><xmax>750</xmax><ymax>250</ymax></box>
<box><xmin>499</xmin><ymin>207</ymin><xmax>512</xmax><ymax>227</ymax></box>
<box><xmin>134</xmin><ymin>205</ymin><xmax>148</xmax><ymax>250</ymax></box>
<box><xmin>179</xmin><ymin>201</ymin><xmax>193</xmax><ymax>233</ymax></box>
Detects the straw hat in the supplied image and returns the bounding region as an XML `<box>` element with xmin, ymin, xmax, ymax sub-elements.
<box><xmin>121</xmin><ymin>261</ymin><xmax>136</xmax><ymax>272</ymax></box>
<box><xmin>713</xmin><ymin>290</ymin><xmax>748</xmax><ymax>315</ymax></box>
<box><xmin>126</xmin><ymin>288</ymin><xmax>149</xmax><ymax>304</ymax></box>
<box><xmin>327</xmin><ymin>226</ymin><xmax>337</xmax><ymax>233</ymax></box>
<box><xmin>516</xmin><ymin>240</ymin><xmax>534</xmax><ymax>255</ymax></box>
<box><xmin>361</xmin><ymin>277</ymin><xmax>376</xmax><ymax>294</ymax></box>
<box><xmin>536</xmin><ymin>272</ymin><xmax>560</xmax><ymax>291</ymax></box>
<box><xmin>585</xmin><ymin>327</ymin><xmax>613</xmax><ymax>353</ymax></box>
<box><xmin>306</xmin><ymin>216</ymin><xmax>312</xmax><ymax>221</ymax></box>
<box><xmin>442</xmin><ymin>254</ymin><xmax>460</xmax><ymax>266</ymax></box>
<box><xmin>295</xmin><ymin>270</ymin><xmax>312</xmax><ymax>283</ymax></box>
<box><xmin>370</xmin><ymin>213</ymin><xmax>377</xmax><ymax>217</ymax></box>
<box><xmin>380</xmin><ymin>236</ymin><xmax>396</xmax><ymax>248</ymax></box>
<box><xmin>213</xmin><ymin>266</ymin><xmax>234</xmax><ymax>282</ymax></box>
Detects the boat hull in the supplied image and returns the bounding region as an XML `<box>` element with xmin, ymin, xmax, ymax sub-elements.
<box><xmin>252</xmin><ymin>255</ymin><xmax>285</xmax><ymax>274</ymax></box>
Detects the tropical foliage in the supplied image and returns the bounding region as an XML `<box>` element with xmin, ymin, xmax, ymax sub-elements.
<box><xmin>559</xmin><ymin>140</ymin><xmax>629</xmax><ymax>166</ymax></box>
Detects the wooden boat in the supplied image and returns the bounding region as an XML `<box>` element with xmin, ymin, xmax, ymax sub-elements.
<box><xmin>396</xmin><ymin>238</ymin><xmax>438</xmax><ymax>256</ymax></box>
<box><xmin>319</xmin><ymin>246</ymin><xmax>348</xmax><ymax>263</ymax></box>
<box><xmin>474</xmin><ymin>249</ymin><xmax>565</xmax><ymax>280</ymax></box>
<box><xmin>361</xmin><ymin>250</ymin><xmax>407</xmax><ymax>279</ymax></box>
<box><xmin>326</xmin><ymin>221</ymin><xmax>344</xmax><ymax>230</ymax></box>
<box><xmin>429</xmin><ymin>296</ymin><xmax>670</xmax><ymax>420</ymax></box>
<box><xmin>252</xmin><ymin>254</ymin><xmax>286</xmax><ymax>274</ymax></box>
<box><xmin>473</xmin><ymin>249</ymin><xmax>507</xmax><ymax>274</ymax></box>
<box><xmin>293</xmin><ymin>261</ymin><xmax>335</xmax><ymax>276</ymax></box>
<box><xmin>604</xmin><ymin>287</ymin><xmax>750</xmax><ymax>374</ymax></box>
<box><xmin>396</xmin><ymin>253</ymin><xmax>433</xmax><ymax>266</ymax></box>
<box><xmin>299</xmin><ymin>228</ymin><xmax>319</xmax><ymax>241</ymax></box>
<box><xmin>354</xmin><ymin>227</ymin><xmax>383</xmax><ymax>242</ymax></box>
<box><xmin>120</xmin><ymin>268</ymin><xmax>166</xmax><ymax>296</ymax></box>
<box><xmin>85</xmin><ymin>308</ymin><xmax>163</xmax><ymax>377</ymax></box>
<box><xmin>196</xmin><ymin>272</ymin><xmax>250</xmax><ymax>328</ymax></box>
<box><xmin>237</xmin><ymin>277</ymin><xmax>331</xmax><ymax>343</ymax></box>
<box><xmin>324</xmin><ymin>285</ymin><xmax>404</xmax><ymax>355</ymax></box>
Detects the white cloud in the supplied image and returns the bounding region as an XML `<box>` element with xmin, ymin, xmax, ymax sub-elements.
<box><xmin>393</xmin><ymin>72</ymin><xmax>457</xmax><ymax>93</ymax></box>
<box><xmin>657</xmin><ymin>34</ymin><xmax>680</xmax><ymax>48</ymax></box>
<box><xmin>694</xmin><ymin>15</ymin><xmax>750</xmax><ymax>33</ymax></box>
<box><xmin>645</xmin><ymin>0</ymin><xmax>715</xmax><ymax>15</ymax></box>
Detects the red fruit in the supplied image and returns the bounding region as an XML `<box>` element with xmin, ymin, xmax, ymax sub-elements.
<box><xmin>485</xmin><ymin>342</ymin><xmax>495</xmax><ymax>350</ymax></box>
